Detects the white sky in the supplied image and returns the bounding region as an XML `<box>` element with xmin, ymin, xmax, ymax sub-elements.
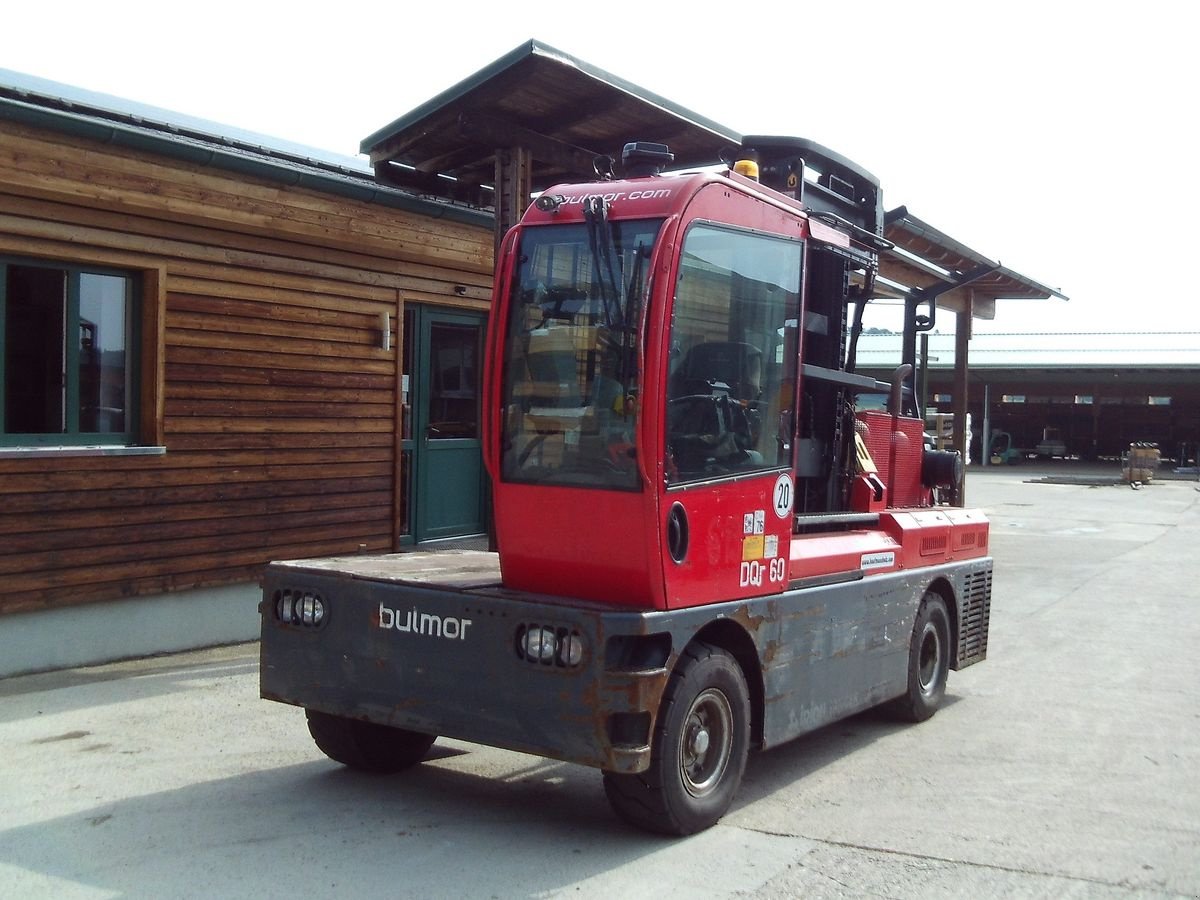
<box><xmin>4</xmin><ymin>0</ymin><xmax>1198</xmax><ymax>335</ymax></box>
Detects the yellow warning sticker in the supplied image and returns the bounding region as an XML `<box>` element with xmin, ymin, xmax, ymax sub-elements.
<box><xmin>742</xmin><ymin>535</ymin><xmax>765</xmax><ymax>561</ymax></box>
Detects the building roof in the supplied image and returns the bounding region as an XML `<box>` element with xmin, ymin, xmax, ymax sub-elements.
<box><xmin>0</xmin><ymin>67</ymin><xmax>491</xmax><ymax>227</ymax></box>
<box><xmin>857</xmin><ymin>331</ymin><xmax>1200</xmax><ymax>371</ymax></box>
<box><xmin>879</xmin><ymin>209</ymin><xmax>1068</xmax><ymax>319</ymax></box>
<box><xmin>1</xmin><ymin>58</ymin><xmax>1068</xmax><ymax>319</ymax></box>
<box><xmin>361</xmin><ymin>39</ymin><xmax>739</xmax><ymax>203</ymax></box>
<box><xmin>362</xmin><ymin>40</ymin><xmax>1066</xmax><ymax>317</ymax></box>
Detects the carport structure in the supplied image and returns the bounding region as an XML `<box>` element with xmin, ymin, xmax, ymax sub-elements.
<box><xmin>876</xmin><ymin>210</ymin><xmax>1068</xmax><ymax>468</ymax></box>
<box><xmin>362</xmin><ymin>39</ymin><xmax>1066</xmax><ymax>490</ymax></box>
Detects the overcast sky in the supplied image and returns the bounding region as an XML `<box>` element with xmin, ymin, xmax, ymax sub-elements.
<box><xmin>4</xmin><ymin>0</ymin><xmax>1197</xmax><ymax>335</ymax></box>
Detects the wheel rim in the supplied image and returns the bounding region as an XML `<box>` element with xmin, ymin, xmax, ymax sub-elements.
<box><xmin>918</xmin><ymin>620</ymin><xmax>943</xmax><ymax>695</ymax></box>
<box><xmin>679</xmin><ymin>687</ymin><xmax>733</xmax><ymax>798</ymax></box>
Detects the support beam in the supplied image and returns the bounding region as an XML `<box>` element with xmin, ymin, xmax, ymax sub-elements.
<box><xmin>953</xmin><ymin>289</ymin><xmax>974</xmax><ymax>505</ymax></box>
<box><xmin>919</xmin><ymin>333</ymin><xmax>930</xmax><ymax>416</ymax></box>
<box><xmin>493</xmin><ymin>145</ymin><xmax>532</xmax><ymax>254</ymax></box>
<box><xmin>460</xmin><ymin>112</ymin><xmax>599</xmax><ymax>177</ymax></box>
<box><xmin>981</xmin><ymin>382</ymin><xmax>991</xmax><ymax>468</ymax></box>
<box><xmin>373</xmin><ymin>160</ymin><xmax>491</xmax><ymax>207</ymax></box>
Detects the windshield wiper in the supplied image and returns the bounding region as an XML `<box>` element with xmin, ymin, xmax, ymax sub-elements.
<box><xmin>583</xmin><ymin>197</ymin><xmax>626</xmax><ymax>330</ymax></box>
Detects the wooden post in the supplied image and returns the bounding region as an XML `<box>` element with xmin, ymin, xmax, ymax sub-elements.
<box><xmin>953</xmin><ymin>290</ymin><xmax>974</xmax><ymax>505</ymax></box>
<box><xmin>494</xmin><ymin>146</ymin><xmax>532</xmax><ymax>255</ymax></box>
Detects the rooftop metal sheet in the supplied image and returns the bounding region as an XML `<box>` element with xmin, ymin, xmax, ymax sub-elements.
<box><xmin>877</xmin><ymin>208</ymin><xmax>1068</xmax><ymax>318</ymax></box>
<box><xmin>0</xmin><ymin>67</ymin><xmax>371</xmax><ymax>173</ymax></box>
<box><xmin>856</xmin><ymin>332</ymin><xmax>1200</xmax><ymax>370</ymax></box>
<box><xmin>361</xmin><ymin>39</ymin><xmax>740</xmax><ymax>200</ymax></box>
<box><xmin>0</xmin><ymin>67</ymin><xmax>491</xmax><ymax>227</ymax></box>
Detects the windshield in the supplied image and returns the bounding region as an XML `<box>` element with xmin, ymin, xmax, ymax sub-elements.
<box><xmin>500</xmin><ymin>218</ymin><xmax>663</xmax><ymax>490</ymax></box>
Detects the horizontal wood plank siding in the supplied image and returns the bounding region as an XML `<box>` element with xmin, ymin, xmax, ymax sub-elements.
<box><xmin>0</xmin><ymin>121</ymin><xmax>493</xmax><ymax>614</ymax></box>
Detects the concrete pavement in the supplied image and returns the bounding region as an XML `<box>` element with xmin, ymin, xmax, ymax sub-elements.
<box><xmin>1</xmin><ymin>467</ymin><xmax>1197</xmax><ymax>898</ymax></box>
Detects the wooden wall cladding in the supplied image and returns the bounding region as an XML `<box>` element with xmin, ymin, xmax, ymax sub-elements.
<box><xmin>0</xmin><ymin>122</ymin><xmax>493</xmax><ymax>614</ymax></box>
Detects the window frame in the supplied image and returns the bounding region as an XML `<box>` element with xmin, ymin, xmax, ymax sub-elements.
<box><xmin>0</xmin><ymin>252</ymin><xmax>165</xmax><ymax>452</ymax></box>
<box><xmin>498</xmin><ymin>218</ymin><xmax>663</xmax><ymax>492</ymax></box>
<box><xmin>664</xmin><ymin>220</ymin><xmax>803</xmax><ymax>487</ymax></box>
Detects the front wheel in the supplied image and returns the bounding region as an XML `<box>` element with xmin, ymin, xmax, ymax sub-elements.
<box><xmin>887</xmin><ymin>591</ymin><xmax>951</xmax><ymax>722</ymax></box>
<box><xmin>305</xmin><ymin>709</ymin><xmax>436</xmax><ymax>773</ymax></box>
<box><xmin>603</xmin><ymin>642</ymin><xmax>750</xmax><ymax>835</ymax></box>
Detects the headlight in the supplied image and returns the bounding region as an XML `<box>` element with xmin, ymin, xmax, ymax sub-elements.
<box><xmin>523</xmin><ymin>626</ymin><xmax>558</xmax><ymax>662</ymax></box>
<box><xmin>516</xmin><ymin>624</ymin><xmax>585</xmax><ymax>668</ymax></box>
<box><xmin>274</xmin><ymin>590</ymin><xmax>327</xmax><ymax>628</ymax></box>
<box><xmin>299</xmin><ymin>593</ymin><xmax>325</xmax><ymax>626</ymax></box>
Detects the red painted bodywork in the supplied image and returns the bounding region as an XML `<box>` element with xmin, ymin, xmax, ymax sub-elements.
<box><xmin>855</xmin><ymin>410</ymin><xmax>926</xmax><ymax>508</ymax></box>
<box><xmin>484</xmin><ymin>169</ymin><xmax>987</xmax><ymax>612</ymax></box>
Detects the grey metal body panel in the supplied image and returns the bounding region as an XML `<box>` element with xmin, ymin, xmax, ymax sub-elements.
<box><xmin>260</xmin><ymin>550</ymin><xmax>992</xmax><ymax>772</ymax></box>
<box><xmin>760</xmin><ymin>558</ymin><xmax>991</xmax><ymax>747</ymax></box>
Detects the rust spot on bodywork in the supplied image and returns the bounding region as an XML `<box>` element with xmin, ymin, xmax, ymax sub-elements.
<box><xmin>727</xmin><ymin>602</ymin><xmax>770</xmax><ymax>634</ymax></box>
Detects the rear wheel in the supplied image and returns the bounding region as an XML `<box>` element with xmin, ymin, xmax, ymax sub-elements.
<box><xmin>603</xmin><ymin>642</ymin><xmax>750</xmax><ymax>835</ymax></box>
<box><xmin>888</xmin><ymin>592</ymin><xmax>951</xmax><ymax>722</ymax></box>
<box><xmin>305</xmin><ymin>709</ymin><xmax>436</xmax><ymax>773</ymax></box>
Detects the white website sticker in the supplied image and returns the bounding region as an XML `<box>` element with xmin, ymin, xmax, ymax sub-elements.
<box><xmin>860</xmin><ymin>551</ymin><xmax>896</xmax><ymax>571</ymax></box>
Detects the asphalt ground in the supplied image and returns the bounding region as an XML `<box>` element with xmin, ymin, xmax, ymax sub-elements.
<box><xmin>1</xmin><ymin>466</ymin><xmax>1198</xmax><ymax>898</ymax></box>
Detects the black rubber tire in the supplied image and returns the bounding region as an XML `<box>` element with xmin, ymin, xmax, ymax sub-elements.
<box><xmin>887</xmin><ymin>592</ymin><xmax>951</xmax><ymax>723</ymax></box>
<box><xmin>603</xmin><ymin>642</ymin><xmax>750</xmax><ymax>836</ymax></box>
<box><xmin>305</xmin><ymin>709</ymin><xmax>436</xmax><ymax>773</ymax></box>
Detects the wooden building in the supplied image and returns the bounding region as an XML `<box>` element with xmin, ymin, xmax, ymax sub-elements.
<box><xmin>0</xmin><ymin>71</ymin><xmax>494</xmax><ymax>673</ymax></box>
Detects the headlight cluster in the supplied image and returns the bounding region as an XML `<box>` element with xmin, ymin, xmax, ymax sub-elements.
<box><xmin>516</xmin><ymin>624</ymin><xmax>585</xmax><ymax>667</ymax></box>
<box><xmin>274</xmin><ymin>589</ymin><xmax>327</xmax><ymax>628</ymax></box>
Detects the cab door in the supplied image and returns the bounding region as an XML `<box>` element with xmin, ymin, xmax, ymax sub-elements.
<box><xmin>657</xmin><ymin>214</ymin><xmax>803</xmax><ymax>609</ymax></box>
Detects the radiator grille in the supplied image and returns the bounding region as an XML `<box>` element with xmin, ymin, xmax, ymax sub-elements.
<box><xmin>957</xmin><ymin>567</ymin><xmax>992</xmax><ymax>667</ymax></box>
<box><xmin>920</xmin><ymin>534</ymin><xmax>949</xmax><ymax>556</ymax></box>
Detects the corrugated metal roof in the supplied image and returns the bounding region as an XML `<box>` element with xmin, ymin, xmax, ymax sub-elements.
<box><xmin>856</xmin><ymin>332</ymin><xmax>1200</xmax><ymax>369</ymax></box>
<box><xmin>878</xmin><ymin>209</ymin><xmax>1068</xmax><ymax>319</ymax></box>
<box><xmin>0</xmin><ymin>67</ymin><xmax>369</xmax><ymax>172</ymax></box>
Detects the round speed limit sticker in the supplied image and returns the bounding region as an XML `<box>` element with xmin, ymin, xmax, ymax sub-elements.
<box><xmin>773</xmin><ymin>473</ymin><xmax>793</xmax><ymax>519</ymax></box>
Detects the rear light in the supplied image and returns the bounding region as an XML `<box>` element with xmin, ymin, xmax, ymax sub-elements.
<box><xmin>274</xmin><ymin>589</ymin><xmax>327</xmax><ymax>628</ymax></box>
<box><xmin>516</xmin><ymin>624</ymin><xmax>585</xmax><ymax>668</ymax></box>
<box><xmin>560</xmin><ymin>633</ymin><xmax>584</xmax><ymax>667</ymax></box>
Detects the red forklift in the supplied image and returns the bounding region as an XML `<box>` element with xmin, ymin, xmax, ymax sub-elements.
<box><xmin>260</xmin><ymin>136</ymin><xmax>992</xmax><ymax>835</ymax></box>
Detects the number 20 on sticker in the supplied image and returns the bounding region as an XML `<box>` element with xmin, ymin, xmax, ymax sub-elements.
<box><xmin>773</xmin><ymin>473</ymin><xmax>794</xmax><ymax>519</ymax></box>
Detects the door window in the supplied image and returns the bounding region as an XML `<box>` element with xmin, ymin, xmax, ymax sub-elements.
<box><xmin>427</xmin><ymin>323</ymin><xmax>479</xmax><ymax>440</ymax></box>
<box><xmin>666</xmin><ymin>225</ymin><xmax>802</xmax><ymax>484</ymax></box>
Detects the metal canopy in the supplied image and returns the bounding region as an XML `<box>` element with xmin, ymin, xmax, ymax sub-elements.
<box><xmin>361</xmin><ymin>39</ymin><xmax>739</xmax><ymax>204</ymax></box>
<box><xmin>878</xmin><ymin>207</ymin><xmax>1068</xmax><ymax>319</ymax></box>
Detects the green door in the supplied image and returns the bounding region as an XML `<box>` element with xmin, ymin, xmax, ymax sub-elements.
<box><xmin>412</xmin><ymin>307</ymin><xmax>486</xmax><ymax>542</ymax></box>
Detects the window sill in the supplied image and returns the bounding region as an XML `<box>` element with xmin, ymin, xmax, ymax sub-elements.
<box><xmin>0</xmin><ymin>445</ymin><xmax>167</xmax><ymax>459</ymax></box>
